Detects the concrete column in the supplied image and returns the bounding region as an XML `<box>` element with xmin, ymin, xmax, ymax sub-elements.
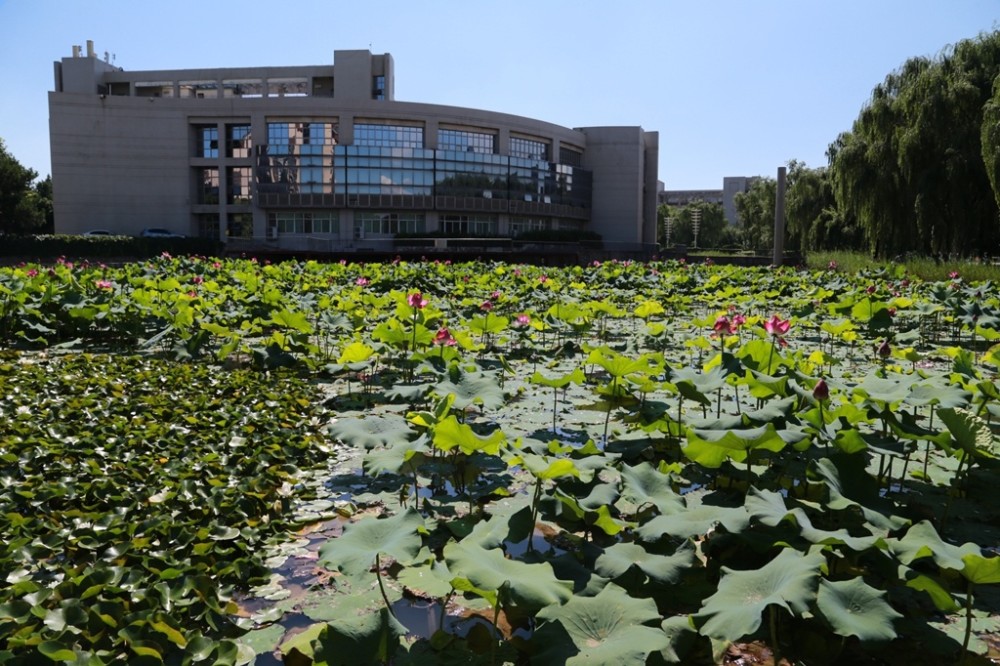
<box><xmin>772</xmin><ymin>166</ymin><xmax>786</xmax><ymax>265</ymax></box>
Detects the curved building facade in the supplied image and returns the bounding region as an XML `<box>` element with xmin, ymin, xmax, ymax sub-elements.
<box><xmin>49</xmin><ymin>45</ymin><xmax>658</xmax><ymax>253</ymax></box>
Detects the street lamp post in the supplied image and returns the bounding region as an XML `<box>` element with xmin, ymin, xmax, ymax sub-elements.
<box><xmin>691</xmin><ymin>208</ymin><xmax>702</xmax><ymax>249</ymax></box>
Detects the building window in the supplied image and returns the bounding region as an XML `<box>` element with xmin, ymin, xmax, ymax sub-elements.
<box><xmin>509</xmin><ymin>136</ymin><xmax>548</xmax><ymax>161</ymax></box>
<box><xmin>509</xmin><ymin>216</ymin><xmax>550</xmax><ymax>237</ymax></box>
<box><xmin>227</xmin><ymin>167</ymin><xmax>252</xmax><ymax>204</ymax></box>
<box><xmin>354</xmin><ymin>123</ymin><xmax>423</xmax><ymax>149</ymax></box>
<box><xmin>180</xmin><ymin>81</ymin><xmax>218</xmax><ymax>99</ymax></box>
<box><xmin>195</xmin><ymin>126</ymin><xmax>218</xmax><ymax>158</ymax></box>
<box><xmin>222</xmin><ymin>80</ymin><xmax>264</xmax><ymax>98</ymax></box>
<box><xmin>195</xmin><ymin>214</ymin><xmax>220</xmax><ymax>239</ymax></box>
<box><xmin>226</xmin><ymin>125</ymin><xmax>252</xmax><ymax>158</ymax></box>
<box><xmin>267</xmin><ymin>78</ymin><xmax>308</xmax><ymax>97</ymax></box>
<box><xmin>227</xmin><ymin>213</ymin><xmax>253</xmax><ymax>238</ymax></box>
<box><xmin>373</xmin><ymin>75</ymin><xmax>385</xmax><ymax>100</ymax></box>
<box><xmin>268</xmin><ymin>211</ymin><xmax>338</xmax><ymax>235</ymax></box>
<box><xmin>441</xmin><ymin>214</ymin><xmax>498</xmax><ymax>236</ymax></box>
<box><xmin>266</xmin><ymin>122</ymin><xmax>338</xmax><ymax>149</ymax></box>
<box><xmin>197</xmin><ymin>168</ymin><xmax>220</xmax><ymax>204</ymax></box>
<box><xmin>559</xmin><ymin>146</ymin><xmax>583</xmax><ymax>167</ymax></box>
<box><xmin>355</xmin><ymin>212</ymin><xmax>425</xmax><ymax>238</ymax></box>
<box><xmin>439</xmin><ymin>129</ymin><xmax>496</xmax><ymax>154</ymax></box>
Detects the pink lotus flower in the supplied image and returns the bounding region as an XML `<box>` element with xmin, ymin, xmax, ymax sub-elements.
<box><xmin>515</xmin><ymin>314</ymin><xmax>531</xmax><ymax>327</ymax></box>
<box><xmin>356</xmin><ymin>277</ymin><xmax>370</xmax><ymax>286</ymax></box>
<box><xmin>732</xmin><ymin>314</ymin><xmax>746</xmax><ymax>328</ymax></box>
<box><xmin>26</xmin><ymin>269</ymin><xmax>38</xmax><ymax>278</ymax></box>
<box><xmin>877</xmin><ymin>339</ymin><xmax>891</xmax><ymax>358</ymax></box>
<box><xmin>713</xmin><ymin>315</ymin><xmax>734</xmax><ymax>335</ymax></box>
<box><xmin>949</xmin><ymin>271</ymin><xmax>960</xmax><ymax>279</ymax></box>
<box><xmin>828</xmin><ymin>260</ymin><xmax>838</xmax><ymax>270</ymax></box>
<box><xmin>192</xmin><ymin>275</ymin><xmax>204</xmax><ymax>285</ymax></box>
<box><xmin>433</xmin><ymin>327</ymin><xmax>457</xmax><ymax>346</ymax></box>
<box><xmin>763</xmin><ymin>315</ymin><xmax>791</xmax><ymax>337</ymax></box>
<box><xmin>407</xmin><ymin>292</ymin><xmax>428</xmax><ymax>309</ymax></box>
<box><xmin>95</xmin><ymin>279</ymin><xmax>113</xmax><ymax>289</ymax></box>
<box><xmin>212</xmin><ymin>262</ymin><xmax>222</xmax><ymax>269</ymax></box>
<box><xmin>813</xmin><ymin>379</ymin><xmax>829</xmax><ymax>402</ymax></box>
<box><xmin>480</xmin><ymin>300</ymin><xmax>494</xmax><ymax>312</ymax></box>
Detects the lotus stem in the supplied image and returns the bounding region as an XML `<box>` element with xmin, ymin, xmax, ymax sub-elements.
<box><xmin>769</xmin><ymin>604</ymin><xmax>781</xmax><ymax>666</ymax></box>
<box><xmin>961</xmin><ymin>579</ymin><xmax>974</xmax><ymax>665</ymax></box>
<box><xmin>375</xmin><ymin>553</ymin><xmax>397</xmax><ymax>618</ymax></box>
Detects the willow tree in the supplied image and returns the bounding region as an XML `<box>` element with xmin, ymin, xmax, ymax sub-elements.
<box><xmin>830</xmin><ymin>31</ymin><xmax>1000</xmax><ymax>258</ymax></box>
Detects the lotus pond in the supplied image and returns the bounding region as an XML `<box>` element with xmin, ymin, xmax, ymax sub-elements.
<box><xmin>1</xmin><ymin>255</ymin><xmax>999</xmax><ymax>665</ymax></box>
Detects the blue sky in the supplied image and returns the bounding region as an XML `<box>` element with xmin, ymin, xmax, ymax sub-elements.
<box><xmin>0</xmin><ymin>0</ymin><xmax>997</xmax><ymax>190</ymax></box>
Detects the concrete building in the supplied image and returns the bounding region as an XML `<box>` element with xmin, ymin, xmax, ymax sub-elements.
<box><xmin>49</xmin><ymin>43</ymin><xmax>658</xmax><ymax>254</ymax></box>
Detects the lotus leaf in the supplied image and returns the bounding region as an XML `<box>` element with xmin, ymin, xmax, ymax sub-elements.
<box><xmin>533</xmin><ymin>582</ymin><xmax>670</xmax><ymax>665</ymax></box>
<box><xmin>694</xmin><ymin>548</ymin><xmax>825</xmax><ymax>641</ymax></box>
<box><xmin>318</xmin><ymin>509</ymin><xmax>424</xmax><ymax>577</ymax></box>
<box><xmin>594</xmin><ymin>541</ymin><xmax>695</xmax><ymax>584</ymax></box>
<box><xmin>443</xmin><ymin>540</ymin><xmax>572</xmax><ymax>610</ymax></box>
<box><xmin>815</xmin><ymin>577</ymin><xmax>902</xmax><ymax>641</ymax></box>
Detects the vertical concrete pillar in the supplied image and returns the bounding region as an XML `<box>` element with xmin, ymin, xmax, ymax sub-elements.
<box><xmin>772</xmin><ymin>166</ymin><xmax>786</xmax><ymax>265</ymax></box>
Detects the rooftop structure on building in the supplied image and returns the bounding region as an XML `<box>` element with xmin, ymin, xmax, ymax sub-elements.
<box><xmin>49</xmin><ymin>42</ymin><xmax>659</xmax><ymax>259</ymax></box>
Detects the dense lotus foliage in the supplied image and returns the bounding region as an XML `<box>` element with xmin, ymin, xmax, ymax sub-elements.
<box><xmin>0</xmin><ymin>253</ymin><xmax>999</xmax><ymax>664</ymax></box>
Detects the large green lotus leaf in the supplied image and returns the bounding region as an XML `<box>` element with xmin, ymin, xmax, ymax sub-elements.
<box><xmin>903</xmin><ymin>571</ymin><xmax>960</xmax><ymax>612</ymax></box>
<box><xmin>616</xmin><ymin>461</ymin><xmax>684</xmax><ymax>515</ymax></box>
<box><xmin>311</xmin><ymin>607</ymin><xmax>407</xmax><ymax>666</ymax></box>
<box><xmin>938</xmin><ymin>407</ymin><xmax>995</xmax><ymax>458</ymax></box>
<box><xmin>745</xmin><ymin>487</ymin><xmax>795</xmax><ymax>527</ymax></box>
<box><xmin>851</xmin><ymin>373</ymin><xmax>919</xmax><ymax>406</ymax></box>
<box><xmin>551</xmin><ymin>488</ymin><xmax>627</xmax><ymax>536</ymax></box>
<box><xmin>533</xmin><ymin>582</ymin><xmax>670</xmax><ymax>665</ymax></box>
<box><xmin>683</xmin><ymin>423</ymin><xmax>786</xmax><ymax>468</ymax></box>
<box><xmin>528</xmin><ymin>367</ymin><xmax>586</xmax><ymax>389</ymax></box>
<box><xmin>672</xmin><ymin>365</ymin><xmax>726</xmax><ymax>396</ymax></box>
<box><xmin>594</xmin><ymin>541</ymin><xmax>695</xmax><ymax>584</ymax></box>
<box><xmin>434</xmin><ymin>369</ymin><xmax>505</xmax><ymax>411</ymax></box>
<box><xmin>960</xmin><ymin>553</ymin><xmax>1000</xmax><ymax>585</ymax></box>
<box><xmin>443</xmin><ymin>540</ymin><xmax>572</xmax><ymax>610</ymax></box>
<box><xmin>432</xmin><ymin>415</ymin><xmax>506</xmax><ymax>456</ymax></box>
<box><xmin>327</xmin><ymin>415</ymin><xmax>416</xmax><ymax>450</ymax></box>
<box><xmin>815</xmin><ymin>577</ymin><xmax>902</xmax><ymax>641</ymax></box>
<box><xmin>362</xmin><ymin>436</ymin><xmax>431</xmax><ymax>477</ymax></box>
<box><xmin>461</xmin><ymin>505</ymin><xmax>533</xmax><ymax>550</ymax></box>
<box><xmin>587</xmin><ymin>349</ymin><xmax>652</xmax><ymax>379</ymax></box>
<box><xmin>806</xmin><ymin>457</ymin><xmax>907</xmax><ymax>531</ymax></box>
<box><xmin>694</xmin><ymin>548</ymin><xmax>825</xmax><ymax>641</ymax></box>
<box><xmin>396</xmin><ymin>559</ymin><xmax>455</xmax><ymax>599</ymax></box>
<box><xmin>338</xmin><ymin>341</ymin><xmax>376</xmax><ymax>364</ymax></box>
<box><xmin>318</xmin><ymin>509</ymin><xmax>424</xmax><ymax>577</ymax></box>
<box><xmin>577</xmin><ymin>482</ymin><xmax>620</xmax><ymax>512</ymax></box>
<box><xmin>637</xmin><ymin>503</ymin><xmax>749</xmax><ymax>541</ymax></box>
<box><xmin>270</xmin><ymin>308</ymin><xmax>314</xmax><ymax>335</ymax></box>
<box><xmin>904</xmin><ymin>383</ymin><xmax>971</xmax><ymax>409</ymax></box>
<box><xmin>888</xmin><ymin>521</ymin><xmax>979</xmax><ymax>570</ymax></box>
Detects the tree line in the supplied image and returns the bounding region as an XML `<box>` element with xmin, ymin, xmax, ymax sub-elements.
<box><xmin>661</xmin><ymin>30</ymin><xmax>1000</xmax><ymax>259</ymax></box>
<box><xmin>0</xmin><ymin>138</ymin><xmax>52</xmax><ymax>235</ymax></box>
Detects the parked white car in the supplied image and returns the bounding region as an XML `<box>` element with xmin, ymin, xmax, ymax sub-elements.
<box><xmin>140</xmin><ymin>228</ymin><xmax>185</xmax><ymax>238</ymax></box>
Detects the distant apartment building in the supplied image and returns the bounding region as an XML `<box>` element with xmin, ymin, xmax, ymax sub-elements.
<box><xmin>660</xmin><ymin>176</ymin><xmax>758</xmax><ymax>225</ymax></box>
<box><xmin>48</xmin><ymin>42</ymin><xmax>659</xmax><ymax>254</ymax></box>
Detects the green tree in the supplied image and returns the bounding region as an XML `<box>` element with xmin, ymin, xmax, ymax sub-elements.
<box><xmin>785</xmin><ymin>161</ymin><xmax>862</xmax><ymax>252</ymax></box>
<box><xmin>830</xmin><ymin>31</ymin><xmax>1000</xmax><ymax>258</ymax></box>
<box><xmin>659</xmin><ymin>201</ymin><xmax>728</xmax><ymax>248</ymax></box>
<box><xmin>0</xmin><ymin>139</ymin><xmax>47</xmax><ymax>234</ymax></box>
<box><xmin>735</xmin><ymin>177</ymin><xmax>776</xmax><ymax>253</ymax></box>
